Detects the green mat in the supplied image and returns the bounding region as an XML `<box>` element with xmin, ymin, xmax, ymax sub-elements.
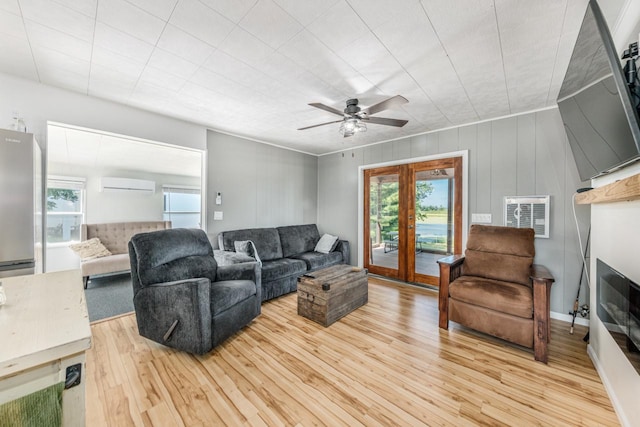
<box><xmin>0</xmin><ymin>382</ymin><xmax>64</xmax><ymax>427</ymax></box>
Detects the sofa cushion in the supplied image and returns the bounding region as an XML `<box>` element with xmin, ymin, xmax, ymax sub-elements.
<box><xmin>234</xmin><ymin>240</ymin><xmax>261</xmax><ymax>264</ymax></box>
<box><xmin>81</xmin><ymin>253</ymin><xmax>130</xmax><ymax>277</ymax></box>
<box><xmin>290</xmin><ymin>251</ymin><xmax>343</xmax><ymax>271</ymax></box>
<box><xmin>463</xmin><ymin>225</ymin><xmax>534</xmax><ymax>286</ymax></box>
<box><xmin>449</xmin><ymin>275</ymin><xmax>533</xmax><ymax>319</ymax></box>
<box><xmin>210</xmin><ymin>280</ymin><xmax>256</xmax><ymax>313</ymax></box>
<box><xmin>277</xmin><ymin>224</ymin><xmax>320</xmax><ymax>257</ymax></box>
<box><xmin>131</xmin><ymin>229</ymin><xmax>217</xmax><ymax>286</ymax></box>
<box><xmin>218</xmin><ymin>228</ymin><xmax>283</xmax><ymax>261</ymax></box>
<box><xmin>261</xmin><ymin>258</ymin><xmax>307</xmax><ymax>282</ymax></box>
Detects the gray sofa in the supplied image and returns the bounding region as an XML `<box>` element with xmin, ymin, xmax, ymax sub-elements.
<box><xmin>217</xmin><ymin>224</ymin><xmax>350</xmax><ymax>301</ymax></box>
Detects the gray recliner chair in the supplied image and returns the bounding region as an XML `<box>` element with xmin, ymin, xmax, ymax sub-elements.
<box><xmin>128</xmin><ymin>228</ymin><xmax>261</xmax><ymax>354</ymax></box>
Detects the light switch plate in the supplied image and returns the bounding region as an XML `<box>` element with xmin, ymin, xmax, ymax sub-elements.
<box><xmin>213</xmin><ymin>211</ymin><xmax>223</xmax><ymax>220</ymax></box>
<box><xmin>472</xmin><ymin>213</ymin><xmax>492</xmax><ymax>223</ymax></box>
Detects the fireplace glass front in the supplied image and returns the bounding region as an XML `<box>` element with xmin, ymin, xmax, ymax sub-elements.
<box><xmin>597</xmin><ymin>258</ymin><xmax>640</xmax><ymax>374</ymax></box>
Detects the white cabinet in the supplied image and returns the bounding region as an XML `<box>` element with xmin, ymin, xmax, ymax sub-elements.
<box><xmin>0</xmin><ymin>270</ymin><xmax>91</xmax><ymax>426</ymax></box>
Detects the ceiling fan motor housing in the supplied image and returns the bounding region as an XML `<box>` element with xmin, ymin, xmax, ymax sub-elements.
<box><xmin>344</xmin><ymin>98</ymin><xmax>361</xmax><ymax>115</ymax></box>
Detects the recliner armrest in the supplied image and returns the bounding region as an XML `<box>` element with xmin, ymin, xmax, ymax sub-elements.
<box><xmin>530</xmin><ymin>264</ymin><xmax>554</xmax><ymax>282</ymax></box>
<box><xmin>437</xmin><ymin>254</ymin><xmax>465</xmax><ymax>329</ymax></box>
<box><xmin>530</xmin><ymin>264</ymin><xmax>554</xmax><ymax>363</ymax></box>
<box><xmin>134</xmin><ymin>278</ymin><xmax>213</xmax><ymax>354</ymax></box>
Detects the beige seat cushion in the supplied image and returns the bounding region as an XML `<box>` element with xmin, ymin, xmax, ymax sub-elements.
<box><xmin>449</xmin><ymin>275</ymin><xmax>533</xmax><ymax>319</ymax></box>
<box><xmin>81</xmin><ymin>253</ymin><xmax>130</xmax><ymax>277</ymax></box>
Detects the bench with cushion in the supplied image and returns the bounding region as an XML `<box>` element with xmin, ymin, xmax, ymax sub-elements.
<box><xmin>78</xmin><ymin>221</ymin><xmax>171</xmax><ymax>288</ymax></box>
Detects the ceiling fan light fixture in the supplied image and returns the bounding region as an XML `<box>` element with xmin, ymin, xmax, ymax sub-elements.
<box><xmin>339</xmin><ymin>118</ymin><xmax>366</xmax><ymax>136</ymax></box>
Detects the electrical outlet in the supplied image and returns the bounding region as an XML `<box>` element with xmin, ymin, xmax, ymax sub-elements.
<box><xmin>472</xmin><ymin>213</ymin><xmax>492</xmax><ymax>224</ymax></box>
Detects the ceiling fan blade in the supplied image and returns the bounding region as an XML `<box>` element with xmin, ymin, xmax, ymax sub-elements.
<box><xmin>308</xmin><ymin>103</ymin><xmax>345</xmax><ymax>117</ymax></box>
<box><xmin>298</xmin><ymin>120</ymin><xmax>343</xmax><ymax>130</ymax></box>
<box><xmin>362</xmin><ymin>116</ymin><xmax>408</xmax><ymax>127</ymax></box>
<box><xmin>361</xmin><ymin>95</ymin><xmax>408</xmax><ymax>116</ymax></box>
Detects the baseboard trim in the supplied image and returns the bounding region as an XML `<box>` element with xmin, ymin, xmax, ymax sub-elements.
<box><xmin>587</xmin><ymin>344</ymin><xmax>628</xmax><ymax>427</ymax></box>
<box><xmin>550</xmin><ymin>310</ymin><xmax>589</xmax><ymax>327</ymax></box>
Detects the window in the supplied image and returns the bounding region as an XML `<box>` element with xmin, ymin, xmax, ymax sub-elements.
<box><xmin>47</xmin><ymin>177</ymin><xmax>85</xmax><ymax>243</ymax></box>
<box><xmin>163</xmin><ymin>186</ymin><xmax>201</xmax><ymax>229</ymax></box>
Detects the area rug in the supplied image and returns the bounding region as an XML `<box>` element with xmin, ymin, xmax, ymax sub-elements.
<box><xmin>84</xmin><ymin>273</ymin><xmax>134</xmax><ymax>322</ymax></box>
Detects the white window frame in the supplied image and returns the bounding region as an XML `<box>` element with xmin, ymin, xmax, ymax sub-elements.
<box><xmin>163</xmin><ymin>185</ymin><xmax>201</xmax><ymax>229</ymax></box>
<box><xmin>46</xmin><ymin>175</ymin><xmax>86</xmax><ymax>244</ymax></box>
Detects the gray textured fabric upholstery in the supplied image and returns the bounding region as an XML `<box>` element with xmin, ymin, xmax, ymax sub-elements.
<box><xmin>218</xmin><ymin>228</ymin><xmax>283</xmax><ymax>261</ymax></box>
<box><xmin>215</xmin><ymin>224</ymin><xmax>350</xmax><ymax>302</ymax></box>
<box><xmin>277</xmin><ymin>224</ymin><xmax>320</xmax><ymax>257</ymax></box>
<box><xmin>291</xmin><ymin>251</ymin><xmax>343</xmax><ymax>271</ymax></box>
<box><xmin>129</xmin><ymin>228</ymin><xmax>260</xmax><ymax>354</ymax></box>
<box><xmin>261</xmin><ymin>258</ymin><xmax>307</xmax><ymax>282</ymax></box>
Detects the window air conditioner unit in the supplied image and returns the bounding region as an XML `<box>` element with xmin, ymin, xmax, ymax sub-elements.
<box><xmin>100</xmin><ymin>177</ymin><xmax>155</xmax><ymax>194</ymax></box>
<box><xmin>504</xmin><ymin>195</ymin><xmax>550</xmax><ymax>238</ymax></box>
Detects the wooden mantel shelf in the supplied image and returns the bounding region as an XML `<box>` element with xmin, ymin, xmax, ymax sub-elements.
<box><xmin>575</xmin><ymin>173</ymin><xmax>640</xmax><ymax>204</ymax></box>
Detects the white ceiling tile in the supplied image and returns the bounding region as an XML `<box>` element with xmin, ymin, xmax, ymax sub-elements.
<box><xmin>97</xmin><ymin>0</ymin><xmax>165</xmax><ymax>45</ymax></box>
<box><xmin>337</xmin><ymin>32</ymin><xmax>402</xmax><ymax>87</ymax></box>
<box><xmin>239</xmin><ymin>0</ymin><xmax>302</xmax><ymax>49</ymax></box>
<box><xmin>93</xmin><ymin>22</ymin><xmax>155</xmax><ymax>63</ymax></box>
<box><xmin>25</xmin><ymin>21</ymin><xmax>92</xmax><ymax>61</ymax></box>
<box><xmin>189</xmin><ymin>67</ymin><xmax>256</xmax><ymax>101</ymax></box>
<box><xmin>198</xmin><ymin>0</ymin><xmax>257</xmax><ymax>24</ymax></box>
<box><xmin>218</xmin><ymin>27</ymin><xmax>274</xmax><ymax>68</ymax></box>
<box><xmin>0</xmin><ymin>0</ymin><xmax>20</xmax><ymax>15</ymax></box>
<box><xmin>146</xmin><ymin>48</ymin><xmax>199</xmax><ymax>80</ymax></box>
<box><xmin>0</xmin><ymin>8</ymin><xmax>27</xmax><ymax>38</ymax></box>
<box><xmin>39</xmin><ymin>67</ymin><xmax>89</xmax><ymax>93</ymax></box>
<box><xmin>137</xmin><ymin>66</ymin><xmax>186</xmax><ymax>92</ymax></box>
<box><xmin>170</xmin><ymin>0</ymin><xmax>234</xmax><ymax>46</ymax></box>
<box><xmin>90</xmin><ymin>63</ymin><xmax>139</xmax><ymax>91</ymax></box>
<box><xmin>52</xmin><ymin>0</ymin><xmax>97</xmax><ymax>17</ymax></box>
<box><xmin>157</xmin><ymin>24</ymin><xmax>215</xmax><ymax>65</ymax></box>
<box><xmin>124</xmin><ymin>0</ymin><xmax>178</xmax><ymax>21</ymax></box>
<box><xmin>306</xmin><ymin>1</ymin><xmax>369</xmax><ymax>52</ymax></box>
<box><xmin>32</xmin><ymin>45</ymin><xmax>90</xmax><ymax>77</ymax></box>
<box><xmin>306</xmin><ymin>53</ymin><xmax>373</xmax><ymax>97</ymax></box>
<box><xmin>255</xmin><ymin>51</ymin><xmax>305</xmax><ymax>82</ymax></box>
<box><xmin>202</xmin><ymin>49</ymin><xmax>264</xmax><ymax>85</ymax></box>
<box><xmin>0</xmin><ymin>34</ymin><xmax>38</xmax><ymax>80</ymax></box>
<box><xmin>348</xmin><ymin>0</ymin><xmax>413</xmax><ymax>30</ymax></box>
<box><xmin>272</xmin><ymin>0</ymin><xmax>339</xmax><ymax>26</ymax></box>
<box><xmin>278</xmin><ymin>30</ymin><xmax>333</xmax><ymax>69</ymax></box>
<box><xmin>20</xmin><ymin>0</ymin><xmax>95</xmax><ymax>41</ymax></box>
<box><xmin>91</xmin><ymin>46</ymin><xmax>147</xmax><ymax>78</ymax></box>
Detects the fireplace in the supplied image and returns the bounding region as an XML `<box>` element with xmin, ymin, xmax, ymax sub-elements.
<box><xmin>597</xmin><ymin>258</ymin><xmax>640</xmax><ymax>373</ymax></box>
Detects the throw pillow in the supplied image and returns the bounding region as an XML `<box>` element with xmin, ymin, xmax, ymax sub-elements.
<box><xmin>315</xmin><ymin>233</ymin><xmax>338</xmax><ymax>254</ymax></box>
<box><xmin>234</xmin><ymin>240</ymin><xmax>262</xmax><ymax>265</ymax></box>
<box><xmin>69</xmin><ymin>238</ymin><xmax>112</xmax><ymax>261</ymax></box>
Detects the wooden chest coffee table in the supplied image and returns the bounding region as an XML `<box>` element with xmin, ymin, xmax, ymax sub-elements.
<box><xmin>297</xmin><ymin>264</ymin><xmax>368</xmax><ymax>326</ymax></box>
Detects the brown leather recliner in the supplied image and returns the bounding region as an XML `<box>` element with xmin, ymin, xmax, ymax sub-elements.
<box><xmin>437</xmin><ymin>225</ymin><xmax>555</xmax><ymax>363</ymax></box>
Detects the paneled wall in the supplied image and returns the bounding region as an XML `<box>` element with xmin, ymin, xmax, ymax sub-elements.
<box><xmin>206</xmin><ymin>131</ymin><xmax>318</xmax><ymax>246</ymax></box>
<box><xmin>318</xmin><ymin>108</ymin><xmax>590</xmax><ymax>316</ymax></box>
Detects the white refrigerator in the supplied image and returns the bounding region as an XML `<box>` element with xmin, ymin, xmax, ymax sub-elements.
<box><xmin>0</xmin><ymin>128</ymin><xmax>44</xmax><ymax>277</ymax></box>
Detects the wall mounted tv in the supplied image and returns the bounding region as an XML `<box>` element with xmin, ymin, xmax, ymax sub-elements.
<box><xmin>557</xmin><ymin>0</ymin><xmax>640</xmax><ymax>182</ymax></box>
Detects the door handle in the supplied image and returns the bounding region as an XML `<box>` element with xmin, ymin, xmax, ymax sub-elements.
<box><xmin>409</xmin><ymin>225</ymin><xmax>413</xmax><ymax>229</ymax></box>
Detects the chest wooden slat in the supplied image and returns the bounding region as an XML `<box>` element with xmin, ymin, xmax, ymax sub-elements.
<box><xmin>297</xmin><ymin>265</ymin><xmax>368</xmax><ymax>326</ymax></box>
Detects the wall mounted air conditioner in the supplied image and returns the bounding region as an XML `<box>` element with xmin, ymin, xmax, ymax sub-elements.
<box><xmin>504</xmin><ymin>195</ymin><xmax>550</xmax><ymax>238</ymax></box>
<box><xmin>100</xmin><ymin>177</ymin><xmax>155</xmax><ymax>194</ymax></box>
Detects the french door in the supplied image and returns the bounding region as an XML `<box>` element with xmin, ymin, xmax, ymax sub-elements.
<box><xmin>364</xmin><ymin>157</ymin><xmax>462</xmax><ymax>286</ymax></box>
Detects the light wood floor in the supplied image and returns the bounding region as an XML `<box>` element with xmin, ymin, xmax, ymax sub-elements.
<box><xmin>86</xmin><ymin>277</ymin><xmax>619</xmax><ymax>426</ymax></box>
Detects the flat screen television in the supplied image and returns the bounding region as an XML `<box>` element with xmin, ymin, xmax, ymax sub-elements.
<box><xmin>557</xmin><ymin>0</ymin><xmax>640</xmax><ymax>181</ymax></box>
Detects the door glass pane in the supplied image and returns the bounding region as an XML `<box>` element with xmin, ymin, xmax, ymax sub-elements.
<box><xmin>415</xmin><ymin>168</ymin><xmax>455</xmax><ymax>277</ymax></box>
<box><xmin>369</xmin><ymin>173</ymin><xmax>399</xmax><ymax>270</ymax></box>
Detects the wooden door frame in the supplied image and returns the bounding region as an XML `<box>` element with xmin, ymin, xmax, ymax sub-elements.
<box><xmin>357</xmin><ymin>150</ymin><xmax>469</xmax><ymax>277</ymax></box>
<box><xmin>406</xmin><ymin>157</ymin><xmax>463</xmax><ymax>286</ymax></box>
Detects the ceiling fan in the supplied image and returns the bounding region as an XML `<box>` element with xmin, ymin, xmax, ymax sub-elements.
<box><xmin>298</xmin><ymin>95</ymin><xmax>409</xmax><ymax>137</ymax></box>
